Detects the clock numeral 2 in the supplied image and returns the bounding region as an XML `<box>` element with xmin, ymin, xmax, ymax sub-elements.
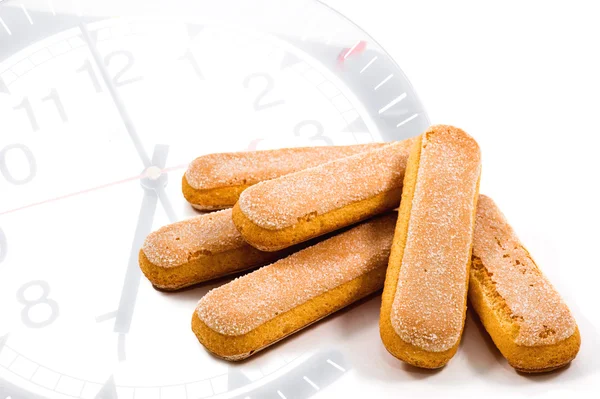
<box><xmin>17</xmin><ymin>280</ymin><xmax>59</xmax><ymax>328</ymax></box>
<box><xmin>243</xmin><ymin>73</ymin><xmax>285</xmax><ymax>111</ymax></box>
<box><xmin>12</xmin><ymin>89</ymin><xmax>68</xmax><ymax>132</ymax></box>
<box><xmin>294</xmin><ymin>120</ymin><xmax>333</xmax><ymax>145</ymax></box>
<box><xmin>0</xmin><ymin>227</ymin><xmax>7</xmax><ymax>264</ymax></box>
<box><xmin>0</xmin><ymin>144</ymin><xmax>37</xmax><ymax>185</ymax></box>
<box><xmin>77</xmin><ymin>50</ymin><xmax>143</xmax><ymax>92</ymax></box>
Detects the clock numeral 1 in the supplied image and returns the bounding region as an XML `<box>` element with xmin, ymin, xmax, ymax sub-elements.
<box><xmin>17</xmin><ymin>280</ymin><xmax>59</xmax><ymax>328</ymax></box>
<box><xmin>179</xmin><ymin>49</ymin><xmax>204</xmax><ymax>79</ymax></box>
<box><xmin>12</xmin><ymin>89</ymin><xmax>68</xmax><ymax>132</ymax></box>
<box><xmin>76</xmin><ymin>59</ymin><xmax>103</xmax><ymax>93</ymax></box>
<box><xmin>0</xmin><ymin>227</ymin><xmax>7</xmax><ymax>264</ymax></box>
<box><xmin>294</xmin><ymin>120</ymin><xmax>332</xmax><ymax>145</ymax></box>
<box><xmin>0</xmin><ymin>144</ymin><xmax>37</xmax><ymax>185</ymax></box>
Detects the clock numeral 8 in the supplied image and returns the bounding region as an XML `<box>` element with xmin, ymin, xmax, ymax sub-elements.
<box><xmin>17</xmin><ymin>280</ymin><xmax>59</xmax><ymax>328</ymax></box>
<box><xmin>0</xmin><ymin>227</ymin><xmax>6</xmax><ymax>264</ymax></box>
<box><xmin>0</xmin><ymin>144</ymin><xmax>37</xmax><ymax>185</ymax></box>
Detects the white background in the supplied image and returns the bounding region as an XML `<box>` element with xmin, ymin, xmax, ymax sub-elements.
<box><xmin>319</xmin><ymin>0</ymin><xmax>600</xmax><ymax>397</ymax></box>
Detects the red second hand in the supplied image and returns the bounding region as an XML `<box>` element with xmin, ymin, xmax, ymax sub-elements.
<box><xmin>0</xmin><ymin>164</ymin><xmax>189</xmax><ymax>217</ymax></box>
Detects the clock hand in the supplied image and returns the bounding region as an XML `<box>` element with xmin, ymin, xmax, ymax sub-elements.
<box><xmin>79</xmin><ymin>22</ymin><xmax>151</xmax><ymax>168</ymax></box>
<box><xmin>112</xmin><ymin>144</ymin><xmax>172</xmax><ymax>361</ymax></box>
<box><xmin>79</xmin><ymin>22</ymin><xmax>177</xmax><ymax>224</ymax></box>
<box><xmin>0</xmin><ymin>164</ymin><xmax>187</xmax><ymax>217</ymax></box>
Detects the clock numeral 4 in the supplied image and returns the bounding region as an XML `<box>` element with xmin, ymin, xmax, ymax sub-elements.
<box><xmin>77</xmin><ymin>50</ymin><xmax>143</xmax><ymax>92</ymax></box>
<box><xmin>0</xmin><ymin>227</ymin><xmax>7</xmax><ymax>264</ymax></box>
<box><xmin>17</xmin><ymin>280</ymin><xmax>59</xmax><ymax>328</ymax></box>
<box><xmin>12</xmin><ymin>88</ymin><xmax>68</xmax><ymax>132</ymax></box>
<box><xmin>243</xmin><ymin>73</ymin><xmax>285</xmax><ymax>111</ymax></box>
<box><xmin>0</xmin><ymin>144</ymin><xmax>37</xmax><ymax>185</ymax></box>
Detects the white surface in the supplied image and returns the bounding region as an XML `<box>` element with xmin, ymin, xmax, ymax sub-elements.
<box><xmin>318</xmin><ymin>0</ymin><xmax>600</xmax><ymax>397</ymax></box>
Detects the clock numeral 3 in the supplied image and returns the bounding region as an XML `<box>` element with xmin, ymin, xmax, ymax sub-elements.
<box><xmin>0</xmin><ymin>227</ymin><xmax>7</xmax><ymax>264</ymax></box>
<box><xmin>243</xmin><ymin>73</ymin><xmax>285</xmax><ymax>111</ymax></box>
<box><xmin>17</xmin><ymin>280</ymin><xmax>59</xmax><ymax>328</ymax></box>
<box><xmin>294</xmin><ymin>120</ymin><xmax>332</xmax><ymax>145</ymax></box>
<box><xmin>12</xmin><ymin>88</ymin><xmax>67</xmax><ymax>132</ymax></box>
<box><xmin>0</xmin><ymin>144</ymin><xmax>37</xmax><ymax>185</ymax></box>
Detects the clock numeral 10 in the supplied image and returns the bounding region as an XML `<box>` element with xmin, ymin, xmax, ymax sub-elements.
<box><xmin>0</xmin><ymin>144</ymin><xmax>37</xmax><ymax>185</ymax></box>
<box><xmin>0</xmin><ymin>227</ymin><xmax>7</xmax><ymax>264</ymax></box>
<box><xmin>13</xmin><ymin>88</ymin><xmax>68</xmax><ymax>132</ymax></box>
<box><xmin>17</xmin><ymin>280</ymin><xmax>59</xmax><ymax>328</ymax></box>
<box><xmin>77</xmin><ymin>50</ymin><xmax>143</xmax><ymax>92</ymax></box>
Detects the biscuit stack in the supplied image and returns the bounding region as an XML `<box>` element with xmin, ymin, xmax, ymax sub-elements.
<box><xmin>139</xmin><ymin>125</ymin><xmax>579</xmax><ymax>373</ymax></box>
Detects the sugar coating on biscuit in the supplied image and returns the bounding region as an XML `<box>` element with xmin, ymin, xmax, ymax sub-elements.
<box><xmin>473</xmin><ymin>195</ymin><xmax>576</xmax><ymax>346</ymax></box>
<box><xmin>391</xmin><ymin>126</ymin><xmax>481</xmax><ymax>352</ymax></box>
<box><xmin>236</xmin><ymin>140</ymin><xmax>413</xmax><ymax>230</ymax></box>
<box><xmin>141</xmin><ymin>209</ymin><xmax>245</xmax><ymax>268</ymax></box>
<box><xmin>185</xmin><ymin>144</ymin><xmax>384</xmax><ymax>190</ymax></box>
<box><xmin>196</xmin><ymin>214</ymin><xmax>397</xmax><ymax>336</ymax></box>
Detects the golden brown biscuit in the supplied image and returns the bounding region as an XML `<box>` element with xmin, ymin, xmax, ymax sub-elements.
<box><xmin>192</xmin><ymin>213</ymin><xmax>397</xmax><ymax>361</ymax></box>
<box><xmin>183</xmin><ymin>144</ymin><xmax>385</xmax><ymax>210</ymax></box>
<box><xmin>380</xmin><ymin>125</ymin><xmax>482</xmax><ymax>369</ymax></box>
<box><xmin>469</xmin><ymin>195</ymin><xmax>580</xmax><ymax>373</ymax></box>
<box><xmin>139</xmin><ymin>209</ymin><xmax>291</xmax><ymax>291</ymax></box>
<box><xmin>232</xmin><ymin>140</ymin><xmax>414</xmax><ymax>251</ymax></box>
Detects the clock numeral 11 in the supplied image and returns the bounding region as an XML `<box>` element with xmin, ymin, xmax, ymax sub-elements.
<box><xmin>13</xmin><ymin>88</ymin><xmax>68</xmax><ymax>132</ymax></box>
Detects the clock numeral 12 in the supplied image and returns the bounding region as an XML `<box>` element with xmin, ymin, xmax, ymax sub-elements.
<box><xmin>13</xmin><ymin>88</ymin><xmax>68</xmax><ymax>132</ymax></box>
<box><xmin>17</xmin><ymin>280</ymin><xmax>59</xmax><ymax>328</ymax></box>
<box><xmin>0</xmin><ymin>144</ymin><xmax>37</xmax><ymax>185</ymax></box>
<box><xmin>77</xmin><ymin>50</ymin><xmax>143</xmax><ymax>92</ymax></box>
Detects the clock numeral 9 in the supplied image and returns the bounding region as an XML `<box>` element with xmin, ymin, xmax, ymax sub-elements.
<box><xmin>13</xmin><ymin>88</ymin><xmax>68</xmax><ymax>132</ymax></box>
<box><xmin>243</xmin><ymin>73</ymin><xmax>285</xmax><ymax>111</ymax></box>
<box><xmin>0</xmin><ymin>227</ymin><xmax>7</xmax><ymax>264</ymax></box>
<box><xmin>294</xmin><ymin>120</ymin><xmax>333</xmax><ymax>146</ymax></box>
<box><xmin>0</xmin><ymin>144</ymin><xmax>37</xmax><ymax>185</ymax></box>
<box><xmin>17</xmin><ymin>280</ymin><xmax>59</xmax><ymax>328</ymax></box>
<box><xmin>77</xmin><ymin>50</ymin><xmax>143</xmax><ymax>92</ymax></box>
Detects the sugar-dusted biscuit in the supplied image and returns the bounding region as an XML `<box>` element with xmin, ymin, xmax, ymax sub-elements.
<box><xmin>232</xmin><ymin>140</ymin><xmax>414</xmax><ymax>251</ymax></box>
<box><xmin>139</xmin><ymin>209</ymin><xmax>291</xmax><ymax>291</ymax></box>
<box><xmin>469</xmin><ymin>195</ymin><xmax>580</xmax><ymax>373</ymax></box>
<box><xmin>192</xmin><ymin>213</ymin><xmax>397</xmax><ymax>360</ymax></box>
<box><xmin>380</xmin><ymin>125</ymin><xmax>482</xmax><ymax>368</ymax></box>
<box><xmin>183</xmin><ymin>144</ymin><xmax>385</xmax><ymax>210</ymax></box>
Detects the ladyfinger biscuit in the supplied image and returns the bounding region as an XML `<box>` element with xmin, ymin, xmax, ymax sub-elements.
<box><xmin>183</xmin><ymin>144</ymin><xmax>385</xmax><ymax>210</ymax></box>
<box><xmin>192</xmin><ymin>213</ymin><xmax>397</xmax><ymax>361</ymax></box>
<box><xmin>232</xmin><ymin>140</ymin><xmax>414</xmax><ymax>251</ymax></box>
<box><xmin>139</xmin><ymin>209</ymin><xmax>291</xmax><ymax>291</ymax></box>
<box><xmin>380</xmin><ymin>125</ymin><xmax>482</xmax><ymax>369</ymax></box>
<box><xmin>469</xmin><ymin>195</ymin><xmax>580</xmax><ymax>373</ymax></box>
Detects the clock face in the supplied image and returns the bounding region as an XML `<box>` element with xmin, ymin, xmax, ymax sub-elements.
<box><xmin>0</xmin><ymin>0</ymin><xmax>428</xmax><ymax>398</ymax></box>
